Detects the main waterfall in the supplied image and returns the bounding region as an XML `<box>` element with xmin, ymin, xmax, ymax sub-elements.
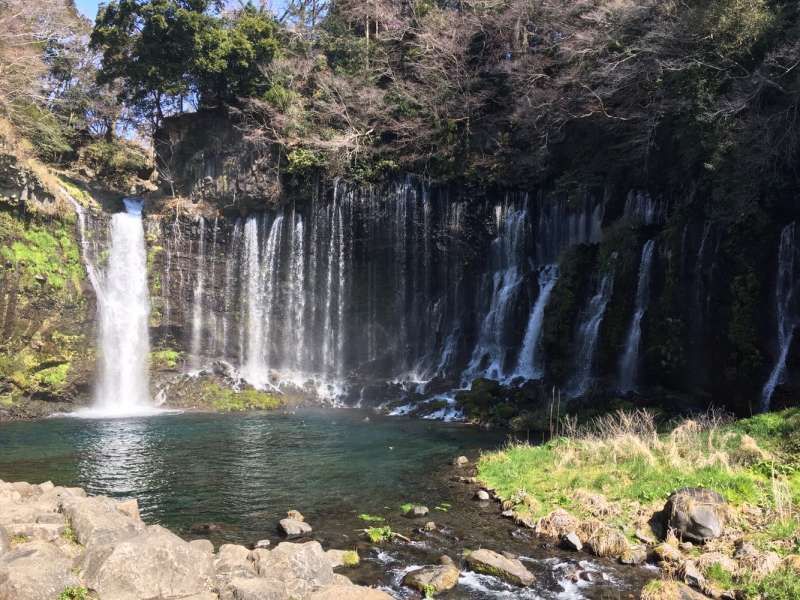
<box><xmin>86</xmin><ymin>198</ymin><xmax>154</xmax><ymax>416</ymax></box>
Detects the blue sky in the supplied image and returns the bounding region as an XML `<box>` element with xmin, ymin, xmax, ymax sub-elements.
<box><xmin>76</xmin><ymin>0</ymin><xmax>100</xmax><ymax>19</ymax></box>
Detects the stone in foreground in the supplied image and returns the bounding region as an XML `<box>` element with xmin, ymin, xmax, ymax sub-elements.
<box><xmin>664</xmin><ymin>488</ymin><xmax>726</xmax><ymax>544</ymax></box>
<box><xmin>465</xmin><ymin>548</ymin><xmax>535</xmax><ymax>586</ymax></box>
<box><xmin>309</xmin><ymin>584</ymin><xmax>395</xmax><ymax>599</ymax></box>
<box><xmin>0</xmin><ymin>541</ymin><xmax>81</xmax><ymax>600</ymax></box>
<box><xmin>561</xmin><ymin>532</ymin><xmax>583</xmax><ymax>552</ymax></box>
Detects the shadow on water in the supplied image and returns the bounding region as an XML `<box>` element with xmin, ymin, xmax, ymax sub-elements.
<box><xmin>0</xmin><ymin>409</ymin><xmax>653</xmax><ymax>598</ymax></box>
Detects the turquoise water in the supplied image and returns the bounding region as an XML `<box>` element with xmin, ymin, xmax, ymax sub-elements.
<box><xmin>0</xmin><ymin>409</ymin><xmax>649</xmax><ymax>598</ymax></box>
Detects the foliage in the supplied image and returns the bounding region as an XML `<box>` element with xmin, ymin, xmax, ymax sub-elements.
<box><xmin>151</xmin><ymin>349</ymin><xmax>181</xmax><ymax>369</ymax></box>
<box><xmin>399</xmin><ymin>503</ymin><xmax>414</xmax><ymax>514</ymax></box>
<box><xmin>740</xmin><ymin>568</ymin><xmax>800</xmax><ymax>600</ymax></box>
<box><xmin>357</xmin><ymin>513</ymin><xmax>385</xmax><ymax>522</ymax></box>
<box><xmin>58</xmin><ymin>587</ymin><xmax>89</xmax><ymax>600</ymax></box>
<box><xmin>364</xmin><ymin>525</ymin><xmax>393</xmax><ymax>543</ymax></box>
<box><xmin>341</xmin><ymin>550</ymin><xmax>359</xmax><ymax>567</ymax></box>
<box><xmin>201</xmin><ymin>382</ymin><xmax>283</xmax><ymax>412</ymax></box>
<box><xmin>82</xmin><ymin>141</ymin><xmax>150</xmax><ymax>181</ymax></box>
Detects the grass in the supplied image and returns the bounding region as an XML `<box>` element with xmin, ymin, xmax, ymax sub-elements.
<box><xmin>364</xmin><ymin>526</ymin><xmax>394</xmax><ymax>543</ymax></box>
<box><xmin>342</xmin><ymin>550</ymin><xmax>360</xmax><ymax>567</ymax></box>
<box><xmin>201</xmin><ymin>383</ymin><xmax>284</xmax><ymax>412</ymax></box>
<box><xmin>58</xmin><ymin>587</ymin><xmax>89</xmax><ymax>600</ymax></box>
<box><xmin>358</xmin><ymin>514</ymin><xmax>385</xmax><ymax>522</ymax></box>
<box><xmin>61</xmin><ymin>524</ymin><xmax>79</xmax><ymax>545</ymax></box>
<box><xmin>151</xmin><ymin>349</ymin><xmax>181</xmax><ymax>369</ymax></box>
<box><xmin>478</xmin><ymin>409</ymin><xmax>800</xmax><ymax>522</ymax></box>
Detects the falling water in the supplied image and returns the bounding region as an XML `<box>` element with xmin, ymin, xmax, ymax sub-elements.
<box><xmin>761</xmin><ymin>223</ymin><xmax>798</xmax><ymax>411</ymax></box>
<box><xmin>189</xmin><ymin>216</ymin><xmax>206</xmax><ymax>369</ymax></box>
<box><xmin>93</xmin><ymin>198</ymin><xmax>153</xmax><ymax>415</ymax></box>
<box><xmin>618</xmin><ymin>240</ymin><xmax>656</xmax><ymax>392</ymax></box>
<box><xmin>568</xmin><ymin>271</ymin><xmax>615</xmax><ymax>398</ymax></box>
<box><xmin>512</xmin><ymin>264</ymin><xmax>559</xmax><ymax>381</ymax></box>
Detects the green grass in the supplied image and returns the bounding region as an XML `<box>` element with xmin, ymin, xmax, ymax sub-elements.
<box><xmin>478</xmin><ymin>410</ymin><xmax>800</xmax><ymax>522</ymax></box>
<box><xmin>706</xmin><ymin>562</ymin><xmax>736</xmax><ymax>589</ymax></box>
<box><xmin>364</xmin><ymin>526</ymin><xmax>394</xmax><ymax>543</ymax></box>
<box><xmin>151</xmin><ymin>349</ymin><xmax>181</xmax><ymax>369</ymax></box>
<box><xmin>740</xmin><ymin>568</ymin><xmax>800</xmax><ymax>600</ymax></box>
<box><xmin>342</xmin><ymin>550</ymin><xmax>359</xmax><ymax>567</ymax></box>
<box><xmin>202</xmin><ymin>383</ymin><xmax>284</xmax><ymax>412</ymax></box>
<box><xmin>58</xmin><ymin>587</ymin><xmax>89</xmax><ymax>600</ymax></box>
<box><xmin>358</xmin><ymin>514</ymin><xmax>385</xmax><ymax>522</ymax></box>
<box><xmin>400</xmin><ymin>503</ymin><xmax>414</xmax><ymax>514</ymax></box>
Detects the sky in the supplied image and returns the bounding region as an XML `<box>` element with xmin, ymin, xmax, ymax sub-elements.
<box><xmin>75</xmin><ymin>0</ymin><xmax>100</xmax><ymax>19</ymax></box>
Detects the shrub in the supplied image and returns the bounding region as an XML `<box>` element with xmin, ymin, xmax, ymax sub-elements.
<box><xmin>58</xmin><ymin>588</ymin><xmax>89</xmax><ymax>600</ymax></box>
<box><xmin>364</xmin><ymin>526</ymin><xmax>394</xmax><ymax>543</ymax></box>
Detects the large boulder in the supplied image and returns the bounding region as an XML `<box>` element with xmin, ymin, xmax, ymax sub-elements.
<box><xmin>251</xmin><ymin>541</ymin><xmax>335</xmax><ymax>598</ymax></box>
<box><xmin>220</xmin><ymin>576</ymin><xmax>290</xmax><ymax>600</ymax></box>
<box><xmin>0</xmin><ymin>541</ymin><xmax>81</xmax><ymax>600</ymax></box>
<box><xmin>663</xmin><ymin>488</ymin><xmax>726</xmax><ymax>544</ymax></box>
<box><xmin>403</xmin><ymin>558</ymin><xmax>460</xmax><ymax>594</ymax></box>
<box><xmin>279</xmin><ymin>518</ymin><xmax>312</xmax><ymax>538</ymax></box>
<box><xmin>60</xmin><ymin>494</ymin><xmax>145</xmax><ymax>547</ymax></box>
<box><xmin>465</xmin><ymin>549</ymin><xmax>535</xmax><ymax>586</ymax></box>
<box><xmin>79</xmin><ymin>524</ymin><xmax>215</xmax><ymax>600</ymax></box>
<box><xmin>215</xmin><ymin>544</ymin><xmax>256</xmax><ymax>580</ymax></box>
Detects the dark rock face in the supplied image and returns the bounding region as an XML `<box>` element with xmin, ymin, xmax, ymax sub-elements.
<box><xmin>664</xmin><ymin>488</ymin><xmax>726</xmax><ymax>544</ymax></box>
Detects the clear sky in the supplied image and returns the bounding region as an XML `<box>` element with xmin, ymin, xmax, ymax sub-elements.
<box><xmin>76</xmin><ymin>0</ymin><xmax>100</xmax><ymax>19</ymax></box>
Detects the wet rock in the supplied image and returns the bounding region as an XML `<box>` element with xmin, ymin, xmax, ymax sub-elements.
<box><xmin>561</xmin><ymin>532</ymin><xmax>583</xmax><ymax>552</ymax></box>
<box><xmin>465</xmin><ymin>548</ymin><xmax>535</xmax><ymax>586</ymax></box>
<box><xmin>279</xmin><ymin>518</ymin><xmax>313</xmax><ymax>538</ymax></box>
<box><xmin>679</xmin><ymin>560</ymin><xmax>706</xmax><ymax>588</ymax></box>
<box><xmin>403</xmin><ymin>561</ymin><xmax>460</xmax><ymax>594</ymax></box>
<box><xmin>422</xmin><ymin>521</ymin><xmax>436</xmax><ymax>532</ymax></box>
<box><xmin>190</xmin><ymin>539</ymin><xmax>215</xmax><ymax>554</ymax></box>
<box><xmin>309</xmin><ymin>584</ymin><xmax>395</xmax><ymax>600</ymax></box>
<box><xmin>191</xmin><ymin>522</ymin><xmax>225</xmax><ymax>534</ymax></box>
<box><xmin>453</xmin><ymin>476</ymin><xmax>478</xmax><ymax>484</ymax></box>
<box><xmin>475</xmin><ymin>490</ymin><xmax>491</xmax><ymax>501</ymax></box>
<box><xmin>620</xmin><ymin>545</ymin><xmax>647</xmax><ymax>565</ymax></box>
<box><xmin>453</xmin><ymin>456</ymin><xmax>470</xmax><ymax>467</ymax></box>
<box><xmin>0</xmin><ymin>541</ymin><xmax>81</xmax><ymax>600</ymax></box>
<box><xmin>254</xmin><ymin>539</ymin><xmax>271</xmax><ymax>549</ymax></box>
<box><xmin>513</xmin><ymin>511</ymin><xmax>536</xmax><ymax>529</ymax></box>
<box><xmin>501</xmin><ymin>510</ymin><xmax>514</xmax><ymax>518</ymax></box>
<box><xmin>60</xmin><ymin>494</ymin><xmax>145</xmax><ymax>547</ymax></box>
<box><xmin>664</xmin><ymin>488</ymin><xmax>726</xmax><ymax>544</ymax></box>
<box><xmin>534</xmin><ymin>509</ymin><xmax>579</xmax><ymax>539</ymax></box>
<box><xmin>79</xmin><ymin>524</ymin><xmax>215</xmax><ymax>600</ymax></box>
<box><xmin>412</xmin><ymin>505</ymin><xmax>429</xmax><ymax>517</ymax></box>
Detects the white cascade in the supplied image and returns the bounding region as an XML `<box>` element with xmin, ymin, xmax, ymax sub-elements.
<box><xmin>761</xmin><ymin>223</ymin><xmax>798</xmax><ymax>411</ymax></box>
<box><xmin>617</xmin><ymin>240</ymin><xmax>656</xmax><ymax>392</ymax></box>
<box><xmin>189</xmin><ymin>216</ymin><xmax>206</xmax><ymax>369</ymax></box>
<box><xmin>512</xmin><ymin>264</ymin><xmax>559</xmax><ymax>381</ymax></box>
<box><xmin>567</xmin><ymin>271</ymin><xmax>615</xmax><ymax>398</ymax></box>
<box><xmin>92</xmin><ymin>198</ymin><xmax>153</xmax><ymax>415</ymax></box>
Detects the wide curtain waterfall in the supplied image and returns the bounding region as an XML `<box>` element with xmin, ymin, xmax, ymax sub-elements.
<box><xmin>158</xmin><ymin>181</ymin><xmax>605</xmax><ymax>401</ymax></box>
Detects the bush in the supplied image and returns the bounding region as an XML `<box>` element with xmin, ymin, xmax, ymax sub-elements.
<box><xmin>82</xmin><ymin>140</ymin><xmax>150</xmax><ymax>181</ymax></box>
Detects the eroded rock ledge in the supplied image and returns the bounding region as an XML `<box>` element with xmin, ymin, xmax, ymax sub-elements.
<box><xmin>0</xmin><ymin>479</ymin><xmax>391</xmax><ymax>600</ymax></box>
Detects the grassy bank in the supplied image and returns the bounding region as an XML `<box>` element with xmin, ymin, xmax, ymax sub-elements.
<box><xmin>478</xmin><ymin>409</ymin><xmax>800</xmax><ymax>598</ymax></box>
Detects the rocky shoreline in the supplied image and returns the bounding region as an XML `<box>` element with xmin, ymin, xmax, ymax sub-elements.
<box><xmin>0</xmin><ymin>479</ymin><xmax>392</xmax><ymax>600</ymax></box>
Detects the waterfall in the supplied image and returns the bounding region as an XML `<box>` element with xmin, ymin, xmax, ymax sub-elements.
<box><xmin>462</xmin><ymin>204</ymin><xmax>528</xmax><ymax>384</ymax></box>
<box><xmin>624</xmin><ymin>191</ymin><xmax>666</xmax><ymax>225</ymax></box>
<box><xmin>568</xmin><ymin>271</ymin><xmax>615</xmax><ymax>398</ymax></box>
<box><xmin>93</xmin><ymin>198</ymin><xmax>153</xmax><ymax>415</ymax></box>
<box><xmin>761</xmin><ymin>223</ymin><xmax>798</xmax><ymax>411</ymax></box>
<box><xmin>189</xmin><ymin>216</ymin><xmax>206</xmax><ymax>369</ymax></box>
<box><xmin>512</xmin><ymin>264</ymin><xmax>559</xmax><ymax>381</ymax></box>
<box><xmin>618</xmin><ymin>240</ymin><xmax>656</xmax><ymax>392</ymax></box>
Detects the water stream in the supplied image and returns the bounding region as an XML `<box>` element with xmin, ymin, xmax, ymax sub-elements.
<box><xmin>618</xmin><ymin>240</ymin><xmax>655</xmax><ymax>393</ymax></box>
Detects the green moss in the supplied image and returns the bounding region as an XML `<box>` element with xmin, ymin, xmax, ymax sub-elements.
<box><xmin>33</xmin><ymin>363</ymin><xmax>70</xmax><ymax>389</ymax></box>
<box><xmin>151</xmin><ymin>349</ymin><xmax>181</xmax><ymax>369</ymax></box>
<box><xmin>202</xmin><ymin>383</ymin><xmax>284</xmax><ymax>412</ymax></box>
<box><xmin>58</xmin><ymin>587</ymin><xmax>89</xmax><ymax>600</ymax></box>
<box><xmin>358</xmin><ymin>514</ymin><xmax>385</xmax><ymax>522</ymax></box>
<box><xmin>364</xmin><ymin>526</ymin><xmax>394</xmax><ymax>543</ymax></box>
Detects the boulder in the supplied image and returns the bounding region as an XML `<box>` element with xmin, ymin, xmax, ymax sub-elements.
<box><xmin>620</xmin><ymin>545</ymin><xmax>648</xmax><ymax>565</ymax></box>
<box><xmin>287</xmin><ymin>510</ymin><xmax>305</xmax><ymax>522</ymax></box>
<box><xmin>664</xmin><ymin>488</ymin><xmax>726</xmax><ymax>544</ymax></box>
<box><xmin>453</xmin><ymin>456</ymin><xmax>470</xmax><ymax>467</ymax></box>
<box><xmin>254</xmin><ymin>539</ymin><xmax>271</xmax><ymax>549</ymax></box>
<box><xmin>5</xmin><ymin>522</ymin><xmax>64</xmax><ymax>542</ymax></box>
<box><xmin>60</xmin><ymin>494</ymin><xmax>144</xmax><ymax>547</ymax></box>
<box><xmin>475</xmin><ymin>490</ymin><xmax>491</xmax><ymax>501</ymax></box>
<box><xmin>279</xmin><ymin>518</ymin><xmax>312</xmax><ymax>538</ymax></box>
<box><xmin>309</xmin><ymin>584</ymin><xmax>395</xmax><ymax>600</ymax></box>
<box><xmin>422</xmin><ymin>521</ymin><xmax>437</xmax><ymax>532</ymax></box>
<box><xmin>116</xmin><ymin>498</ymin><xmax>140</xmax><ymax>520</ymax></box>
<box><xmin>653</xmin><ymin>543</ymin><xmax>683</xmax><ymax>564</ymax></box>
<box><xmin>0</xmin><ymin>541</ymin><xmax>81</xmax><ymax>600</ymax></box>
<box><xmin>465</xmin><ymin>548</ymin><xmax>535</xmax><ymax>586</ymax></box>
<box><xmin>220</xmin><ymin>576</ymin><xmax>290</xmax><ymax>600</ymax></box>
<box><xmin>79</xmin><ymin>524</ymin><xmax>215</xmax><ymax>600</ymax></box>
<box><xmin>403</xmin><ymin>560</ymin><xmax>460</xmax><ymax>594</ymax></box>
<box><xmin>190</xmin><ymin>539</ymin><xmax>215</xmax><ymax>554</ymax></box>
<box><xmin>251</xmin><ymin>541</ymin><xmax>334</xmax><ymax>597</ymax></box>
<box><xmin>679</xmin><ymin>560</ymin><xmax>706</xmax><ymax>589</ymax></box>
<box><xmin>215</xmin><ymin>544</ymin><xmax>256</xmax><ymax>579</ymax></box>
<box><xmin>561</xmin><ymin>532</ymin><xmax>583</xmax><ymax>552</ymax></box>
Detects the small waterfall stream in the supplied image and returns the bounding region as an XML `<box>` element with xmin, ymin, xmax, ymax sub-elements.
<box><xmin>511</xmin><ymin>264</ymin><xmax>558</xmax><ymax>381</ymax></box>
<box><xmin>567</xmin><ymin>270</ymin><xmax>615</xmax><ymax>398</ymax></box>
<box><xmin>93</xmin><ymin>198</ymin><xmax>153</xmax><ymax>415</ymax></box>
<box><xmin>761</xmin><ymin>223</ymin><xmax>799</xmax><ymax>411</ymax></box>
<box><xmin>618</xmin><ymin>240</ymin><xmax>655</xmax><ymax>392</ymax></box>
